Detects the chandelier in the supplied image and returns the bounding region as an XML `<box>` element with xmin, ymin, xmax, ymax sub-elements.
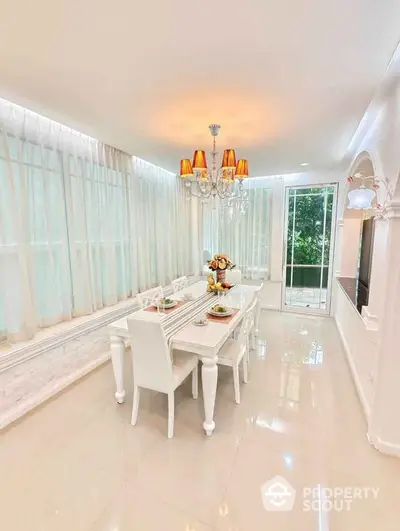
<box><xmin>221</xmin><ymin>190</ymin><xmax>251</xmax><ymax>221</ymax></box>
<box><xmin>179</xmin><ymin>124</ymin><xmax>249</xmax><ymax>208</ymax></box>
<box><xmin>347</xmin><ymin>172</ymin><xmax>392</xmax><ymax>218</ymax></box>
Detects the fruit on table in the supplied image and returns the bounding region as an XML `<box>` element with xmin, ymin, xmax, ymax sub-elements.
<box><xmin>211</xmin><ymin>305</ymin><xmax>227</xmax><ymax>313</ymax></box>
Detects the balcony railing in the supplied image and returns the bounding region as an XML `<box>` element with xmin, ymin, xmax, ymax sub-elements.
<box><xmin>286</xmin><ymin>264</ymin><xmax>329</xmax><ymax>288</ymax></box>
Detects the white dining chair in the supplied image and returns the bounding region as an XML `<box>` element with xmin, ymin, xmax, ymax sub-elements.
<box><xmin>136</xmin><ymin>286</ymin><xmax>164</xmax><ymax>309</ymax></box>
<box><xmin>127</xmin><ymin>318</ymin><xmax>199</xmax><ymax>438</ymax></box>
<box><xmin>247</xmin><ymin>296</ymin><xmax>258</xmax><ymax>350</ymax></box>
<box><xmin>251</xmin><ymin>282</ymin><xmax>263</xmax><ymax>338</ymax></box>
<box><xmin>226</xmin><ymin>269</ymin><xmax>242</xmax><ymax>284</ymax></box>
<box><xmin>217</xmin><ymin>308</ymin><xmax>252</xmax><ymax>404</ymax></box>
<box><xmin>172</xmin><ymin>276</ymin><xmax>188</xmax><ymax>293</ymax></box>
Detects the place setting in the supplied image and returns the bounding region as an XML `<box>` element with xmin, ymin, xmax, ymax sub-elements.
<box><xmin>144</xmin><ymin>297</ymin><xmax>185</xmax><ymax>314</ymax></box>
<box><xmin>193</xmin><ymin>303</ymin><xmax>239</xmax><ymax>326</ymax></box>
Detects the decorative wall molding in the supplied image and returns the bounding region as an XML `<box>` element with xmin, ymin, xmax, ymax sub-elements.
<box><xmin>384</xmin><ymin>199</ymin><xmax>400</xmax><ymax>219</ymax></box>
<box><xmin>367</xmin><ymin>431</ymin><xmax>400</xmax><ymax>458</ymax></box>
<box><xmin>0</xmin><ymin>282</ymin><xmax>180</xmax><ymax>374</ymax></box>
<box><xmin>361</xmin><ymin>307</ymin><xmax>379</xmax><ymax>333</ymax></box>
<box><xmin>0</xmin><ymin>300</ymin><xmax>138</xmax><ymax>373</ymax></box>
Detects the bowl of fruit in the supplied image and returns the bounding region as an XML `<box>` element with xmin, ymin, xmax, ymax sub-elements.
<box><xmin>206</xmin><ymin>274</ymin><xmax>232</xmax><ymax>294</ymax></box>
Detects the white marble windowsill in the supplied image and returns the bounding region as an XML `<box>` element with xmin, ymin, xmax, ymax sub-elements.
<box><xmin>0</xmin><ymin>277</ymin><xmax>201</xmax><ymax>429</ymax></box>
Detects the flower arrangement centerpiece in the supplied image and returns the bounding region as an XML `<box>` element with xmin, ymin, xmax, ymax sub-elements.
<box><xmin>206</xmin><ymin>253</ymin><xmax>235</xmax><ymax>293</ymax></box>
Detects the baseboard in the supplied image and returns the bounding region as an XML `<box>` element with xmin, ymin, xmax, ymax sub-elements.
<box><xmin>335</xmin><ymin>317</ymin><xmax>371</xmax><ymax>420</ymax></box>
<box><xmin>0</xmin><ymin>351</ymin><xmax>111</xmax><ymax>430</ymax></box>
<box><xmin>260</xmin><ymin>303</ymin><xmax>281</xmax><ymax>310</ymax></box>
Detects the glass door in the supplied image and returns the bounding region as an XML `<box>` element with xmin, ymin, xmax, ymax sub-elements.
<box><xmin>282</xmin><ymin>184</ymin><xmax>337</xmax><ymax>314</ymax></box>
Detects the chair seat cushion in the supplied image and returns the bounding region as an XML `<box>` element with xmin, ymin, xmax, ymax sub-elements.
<box><xmin>217</xmin><ymin>339</ymin><xmax>246</xmax><ymax>367</ymax></box>
<box><xmin>172</xmin><ymin>350</ymin><xmax>198</xmax><ymax>384</ymax></box>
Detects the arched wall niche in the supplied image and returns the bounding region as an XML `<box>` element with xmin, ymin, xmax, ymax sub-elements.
<box><xmin>393</xmin><ymin>167</ymin><xmax>400</xmax><ymax>202</ymax></box>
<box><xmin>338</xmin><ymin>151</ymin><xmax>376</xmax><ymax>311</ymax></box>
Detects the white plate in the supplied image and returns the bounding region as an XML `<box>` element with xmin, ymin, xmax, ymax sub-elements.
<box><xmin>154</xmin><ymin>300</ymin><xmax>177</xmax><ymax>309</ymax></box>
<box><xmin>208</xmin><ymin>307</ymin><xmax>233</xmax><ymax>317</ymax></box>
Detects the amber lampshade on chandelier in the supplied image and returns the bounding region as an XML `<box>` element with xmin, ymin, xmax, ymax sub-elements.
<box><xmin>179</xmin><ymin>124</ymin><xmax>249</xmax><ymax>206</ymax></box>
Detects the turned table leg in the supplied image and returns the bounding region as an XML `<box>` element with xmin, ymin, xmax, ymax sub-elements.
<box><xmin>110</xmin><ymin>335</ymin><xmax>126</xmax><ymax>404</ymax></box>
<box><xmin>201</xmin><ymin>355</ymin><xmax>218</xmax><ymax>436</ymax></box>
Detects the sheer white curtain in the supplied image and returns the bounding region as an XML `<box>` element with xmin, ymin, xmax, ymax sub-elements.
<box><xmin>64</xmin><ymin>144</ymin><xmax>133</xmax><ymax>315</ymax></box>
<box><xmin>0</xmin><ymin>101</ymin><xmax>73</xmax><ymax>340</ymax></box>
<box><xmin>0</xmin><ymin>99</ymin><xmax>195</xmax><ymax>341</ymax></box>
<box><xmin>202</xmin><ymin>179</ymin><xmax>272</xmax><ymax>280</ymax></box>
<box><xmin>130</xmin><ymin>157</ymin><xmax>193</xmax><ymax>290</ymax></box>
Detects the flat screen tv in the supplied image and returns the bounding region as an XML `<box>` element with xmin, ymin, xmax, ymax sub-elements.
<box><xmin>358</xmin><ymin>217</ymin><xmax>374</xmax><ymax>289</ymax></box>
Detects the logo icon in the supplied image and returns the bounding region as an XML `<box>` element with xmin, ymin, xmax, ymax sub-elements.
<box><xmin>261</xmin><ymin>476</ymin><xmax>296</xmax><ymax>512</ymax></box>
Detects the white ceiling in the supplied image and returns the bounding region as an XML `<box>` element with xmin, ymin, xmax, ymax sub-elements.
<box><xmin>0</xmin><ymin>0</ymin><xmax>399</xmax><ymax>176</ymax></box>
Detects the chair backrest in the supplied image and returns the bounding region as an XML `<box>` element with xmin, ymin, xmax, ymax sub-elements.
<box><xmin>226</xmin><ymin>269</ymin><xmax>242</xmax><ymax>285</ymax></box>
<box><xmin>172</xmin><ymin>276</ymin><xmax>188</xmax><ymax>293</ymax></box>
<box><xmin>127</xmin><ymin>317</ymin><xmax>173</xmax><ymax>393</ymax></box>
<box><xmin>238</xmin><ymin>306</ymin><xmax>253</xmax><ymax>350</ymax></box>
<box><xmin>136</xmin><ymin>286</ymin><xmax>164</xmax><ymax>309</ymax></box>
<box><xmin>247</xmin><ymin>296</ymin><xmax>258</xmax><ymax>328</ymax></box>
<box><xmin>255</xmin><ymin>282</ymin><xmax>263</xmax><ymax>300</ymax></box>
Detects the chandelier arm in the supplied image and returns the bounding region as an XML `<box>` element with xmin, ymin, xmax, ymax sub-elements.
<box><xmin>184</xmin><ymin>181</ymin><xmax>212</xmax><ymax>199</ymax></box>
<box><xmin>215</xmin><ymin>171</ymin><xmax>236</xmax><ymax>198</ymax></box>
<box><xmin>217</xmin><ymin>182</ymin><xmax>238</xmax><ymax>199</ymax></box>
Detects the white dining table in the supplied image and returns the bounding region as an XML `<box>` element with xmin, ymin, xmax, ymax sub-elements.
<box><xmin>107</xmin><ymin>281</ymin><xmax>261</xmax><ymax>436</ymax></box>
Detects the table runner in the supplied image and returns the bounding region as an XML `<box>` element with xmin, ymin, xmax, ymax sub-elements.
<box><xmin>161</xmin><ymin>287</ymin><xmax>239</xmax><ymax>345</ymax></box>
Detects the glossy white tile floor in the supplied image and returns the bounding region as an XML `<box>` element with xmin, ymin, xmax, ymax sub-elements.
<box><xmin>1</xmin><ymin>311</ymin><xmax>400</xmax><ymax>531</ymax></box>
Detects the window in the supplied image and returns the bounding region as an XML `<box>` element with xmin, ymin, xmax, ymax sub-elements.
<box><xmin>0</xmin><ymin>100</ymin><xmax>194</xmax><ymax>341</ymax></box>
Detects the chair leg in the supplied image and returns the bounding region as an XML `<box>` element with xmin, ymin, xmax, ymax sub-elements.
<box><xmin>168</xmin><ymin>391</ymin><xmax>175</xmax><ymax>438</ymax></box>
<box><xmin>131</xmin><ymin>385</ymin><xmax>140</xmax><ymax>425</ymax></box>
<box><xmin>192</xmin><ymin>364</ymin><xmax>198</xmax><ymax>399</ymax></box>
<box><xmin>251</xmin><ymin>330</ymin><xmax>256</xmax><ymax>350</ymax></box>
<box><xmin>233</xmin><ymin>365</ymin><xmax>241</xmax><ymax>404</ymax></box>
<box><xmin>243</xmin><ymin>356</ymin><xmax>248</xmax><ymax>384</ymax></box>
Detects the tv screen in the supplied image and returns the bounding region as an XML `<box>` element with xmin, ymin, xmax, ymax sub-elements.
<box><xmin>358</xmin><ymin>218</ymin><xmax>374</xmax><ymax>288</ymax></box>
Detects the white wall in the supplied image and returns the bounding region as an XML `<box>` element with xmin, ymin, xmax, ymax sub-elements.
<box><xmin>334</xmin><ymin>44</ymin><xmax>400</xmax><ymax>456</ymax></box>
<box><xmin>339</xmin><ymin>217</ymin><xmax>362</xmax><ymax>278</ymax></box>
